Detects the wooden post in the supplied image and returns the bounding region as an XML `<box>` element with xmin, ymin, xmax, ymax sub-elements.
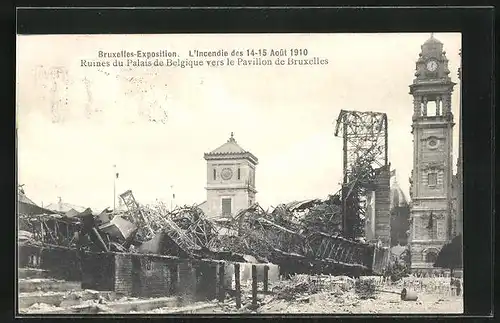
<box><xmin>54</xmin><ymin>221</ymin><xmax>58</xmax><ymax>243</ymax></box>
<box><xmin>218</xmin><ymin>262</ymin><xmax>225</xmax><ymax>302</ymax></box>
<box><xmin>252</xmin><ymin>265</ymin><xmax>257</xmax><ymax>306</ymax></box>
<box><xmin>170</xmin><ymin>263</ymin><xmax>178</xmax><ymax>294</ymax></box>
<box><xmin>190</xmin><ymin>262</ymin><xmax>197</xmax><ymax>296</ymax></box>
<box><xmin>40</xmin><ymin>220</ymin><xmax>45</xmax><ymax>244</ymax></box>
<box><xmin>234</xmin><ymin>263</ymin><xmax>241</xmax><ymax>309</ymax></box>
<box><xmin>263</xmin><ymin>265</ymin><xmax>269</xmax><ymax>292</ymax></box>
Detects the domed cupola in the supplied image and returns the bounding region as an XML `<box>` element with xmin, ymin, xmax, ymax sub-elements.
<box><xmin>390</xmin><ymin>170</ymin><xmax>408</xmax><ymax>209</ymax></box>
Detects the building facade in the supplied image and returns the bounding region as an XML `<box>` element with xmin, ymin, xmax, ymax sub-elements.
<box><xmin>455</xmin><ymin>48</ymin><xmax>463</xmax><ymax>237</ymax></box>
<box><xmin>203</xmin><ymin>133</ymin><xmax>258</xmax><ymax>218</ymax></box>
<box><xmin>408</xmin><ymin>35</ymin><xmax>456</xmax><ymax>269</ymax></box>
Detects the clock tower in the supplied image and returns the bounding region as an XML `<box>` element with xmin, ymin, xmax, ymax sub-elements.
<box><xmin>204</xmin><ymin>133</ymin><xmax>258</xmax><ymax>218</ymax></box>
<box><xmin>408</xmin><ymin>34</ymin><xmax>456</xmax><ymax>269</ymax></box>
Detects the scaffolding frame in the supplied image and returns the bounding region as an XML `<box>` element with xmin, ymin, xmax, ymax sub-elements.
<box><xmin>334</xmin><ymin>110</ymin><xmax>389</xmax><ymax>237</ymax></box>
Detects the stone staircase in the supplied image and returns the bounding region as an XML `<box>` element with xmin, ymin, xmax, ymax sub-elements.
<box><xmin>18</xmin><ymin>267</ymin><xmax>220</xmax><ymax>314</ymax></box>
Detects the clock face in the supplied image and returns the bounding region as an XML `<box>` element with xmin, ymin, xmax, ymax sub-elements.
<box><xmin>426</xmin><ymin>60</ymin><xmax>438</xmax><ymax>72</ymax></box>
<box><xmin>221</xmin><ymin>168</ymin><xmax>233</xmax><ymax>180</ymax></box>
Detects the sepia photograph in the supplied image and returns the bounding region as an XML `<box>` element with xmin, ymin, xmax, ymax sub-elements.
<box><xmin>16</xmin><ymin>32</ymin><xmax>463</xmax><ymax>314</ymax></box>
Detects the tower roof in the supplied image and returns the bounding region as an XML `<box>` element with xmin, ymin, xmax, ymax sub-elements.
<box><xmin>423</xmin><ymin>33</ymin><xmax>443</xmax><ymax>45</ymax></box>
<box><xmin>420</xmin><ymin>33</ymin><xmax>444</xmax><ymax>57</ymax></box>
<box><xmin>208</xmin><ymin>132</ymin><xmax>246</xmax><ymax>155</ymax></box>
<box><xmin>204</xmin><ymin>132</ymin><xmax>259</xmax><ymax>164</ymax></box>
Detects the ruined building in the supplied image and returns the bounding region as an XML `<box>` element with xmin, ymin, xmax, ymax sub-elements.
<box><xmin>408</xmin><ymin>34</ymin><xmax>458</xmax><ymax>269</ymax></box>
<box><xmin>364</xmin><ymin>166</ymin><xmax>391</xmax><ymax>247</ymax></box>
<box><xmin>335</xmin><ymin>110</ymin><xmax>391</xmax><ymax>246</ymax></box>
<box><xmin>202</xmin><ymin>133</ymin><xmax>258</xmax><ymax>218</ymax></box>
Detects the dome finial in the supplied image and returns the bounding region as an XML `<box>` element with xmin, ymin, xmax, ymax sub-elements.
<box><xmin>423</xmin><ymin>33</ymin><xmax>442</xmax><ymax>46</ymax></box>
<box><xmin>228</xmin><ymin>132</ymin><xmax>236</xmax><ymax>142</ymax></box>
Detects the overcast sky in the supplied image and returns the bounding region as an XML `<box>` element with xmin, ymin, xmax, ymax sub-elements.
<box><xmin>17</xmin><ymin>33</ymin><xmax>461</xmax><ymax>211</ymax></box>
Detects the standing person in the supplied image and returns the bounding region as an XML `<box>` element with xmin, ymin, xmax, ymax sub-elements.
<box><xmin>455</xmin><ymin>278</ymin><xmax>462</xmax><ymax>296</ymax></box>
<box><xmin>450</xmin><ymin>277</ymin><xmax>461</xmax><ymax>296</ymax></box>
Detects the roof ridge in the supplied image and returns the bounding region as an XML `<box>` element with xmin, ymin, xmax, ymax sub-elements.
<box><xmin>206</xmin><ymin>133</ymin><xmax>247</xmax><ymax>155</ymax></box>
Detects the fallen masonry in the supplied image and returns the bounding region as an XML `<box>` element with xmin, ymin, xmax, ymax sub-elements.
<box><xmin>18</xmin><ymin>186</ymin><xmax>393</xmax><ymax>314</ymax></box>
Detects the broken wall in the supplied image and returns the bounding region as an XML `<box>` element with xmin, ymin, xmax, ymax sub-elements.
<box><xmin>364</xmin><ymin>191</ymin><xmax>376</xmax><ymax>241</ymax></box>
<box><xmin>18</xmin><ymin>244</ymin><xmax>81</xmax><ymax>281</ymax></box>
<box><xmin>81</xmin><ymin>252</ymin><xmax>115</xmax><ymax>291</ymax></box>
<box><xmin>374</xmin><ymin>165</ymin><xmax>391</xmax><ymax>247</ymax></box>
<box><xmin>115</xmin><ymin>253</ymin><xmax>134</xmax><ymax>295</ymax></box>
<box><xmin>113</xmin><ymin>253</ymin><xmax>176</xmax><ymax>298</ymax></box>
<box><xmin>81</xmin><ymin>252</ymin><xmax>219</xmax><ymax>301</ymax></box>
<box><xmin>134</xmin><ymin>255</ymin><xmax>174</xmax><ymax>298</ymax></box>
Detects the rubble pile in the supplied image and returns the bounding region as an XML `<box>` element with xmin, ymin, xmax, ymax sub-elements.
<box><xmin>18</xmin><ymin>186</ymin><xmax>390</xmax><ymax>276</ymax></box>
<box><xmin>295</xmin><ymin>196</ymin><xmax>343</xmax><ymax>236</ymax></box>
<box><xmin>354</xmin><ymin>277</ymin><xmax>377</xmax><ymax>299</ymax></box>
<box><xmin>272</xmin><ymin>275</ymin><xmax>324</xmax><ymax>301</ymax></box>
<box><xmin>142</xmin><ymin>202</ymin><xmax>218</xmax><ymax>249</ymax></box>
<box><xmin>18</xmin><ymin>213</ymin><xmax>81</xmax><ymax>249</ymax></box>
<box><xmin>206</xmin><ymin>235</ymin><xmax>248</xmax><ymax>255</ymax></box>
<box><xmin>206</xmin><ymin>198</ymin><xmax>346</xmax><ymax>263</ymax></box>
<box><xmin>236</xmin><ymin>204</ymin><xmax>304</xmax><ymax>257</ymax></box>
<box><xmin>271</xmin><ymin>274</ymin><xmax>355</xmax><ymax>301</ymax></box>
<box><xmin>206</xmin><ymin>203</ymin><xmax>301</xmax><ymax>260</ymax></box>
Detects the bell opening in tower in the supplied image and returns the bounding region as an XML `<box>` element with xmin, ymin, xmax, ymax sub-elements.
<box><xmin>426</xmin><ymin>101</ymin><xmax>438</xmax><ymax>117</ymax></box>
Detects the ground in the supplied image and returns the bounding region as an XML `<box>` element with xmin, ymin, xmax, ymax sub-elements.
<box><xmin>197</xmin><ymin>276</ymin><xmax>464</xmax><ymax>314</ymax></box>
<box><xmin>19</xmin><ymin>270</ymin><xmax>463</xmax><ymax>315</ymax></box>
<box><xmin>197</xmin><ymin>291</ymin><xmax>463</xmax><ymax>314</ymax></box>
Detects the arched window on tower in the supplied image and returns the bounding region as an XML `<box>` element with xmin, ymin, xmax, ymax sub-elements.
<box><xmin>425</xmin><ymin>251</ymin><xmax>438</xmax><ymax>264</ymax></box>
<box><xmin>238</xmin><ymin>168</ymin><xmax>241</xmax><ymax>180</ymax></box>
<box><xmin>213</xmin><ymin>169</ymin><xmax>216</xmax><ymax>180</ymax></box>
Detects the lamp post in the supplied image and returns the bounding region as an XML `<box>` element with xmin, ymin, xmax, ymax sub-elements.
<box><xmin>170</xmin><ymin>185</ymin><xmax>174</xmax><ymax>211</ymax></box>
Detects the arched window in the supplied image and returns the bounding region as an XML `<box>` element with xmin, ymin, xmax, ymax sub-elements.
<box><xmin>425</xmin><ymin>251</ymin><xmax>438</xmax><ymax>263</ymax></box>
<box><xmin>238</xmin><ymin>168</ymin><xmax>241</xmax><ymax>180</ymax></box>
<box><xmin>213</xmin><ymin>169</ymin><xmax>216</xmax><ymax>180</ymax></box>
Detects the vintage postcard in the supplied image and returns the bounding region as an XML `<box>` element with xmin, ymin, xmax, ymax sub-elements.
<box><xmin>16</xmin><ymin>32</ymin><xmax>463</xmax><ymax>314</ymax></box>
